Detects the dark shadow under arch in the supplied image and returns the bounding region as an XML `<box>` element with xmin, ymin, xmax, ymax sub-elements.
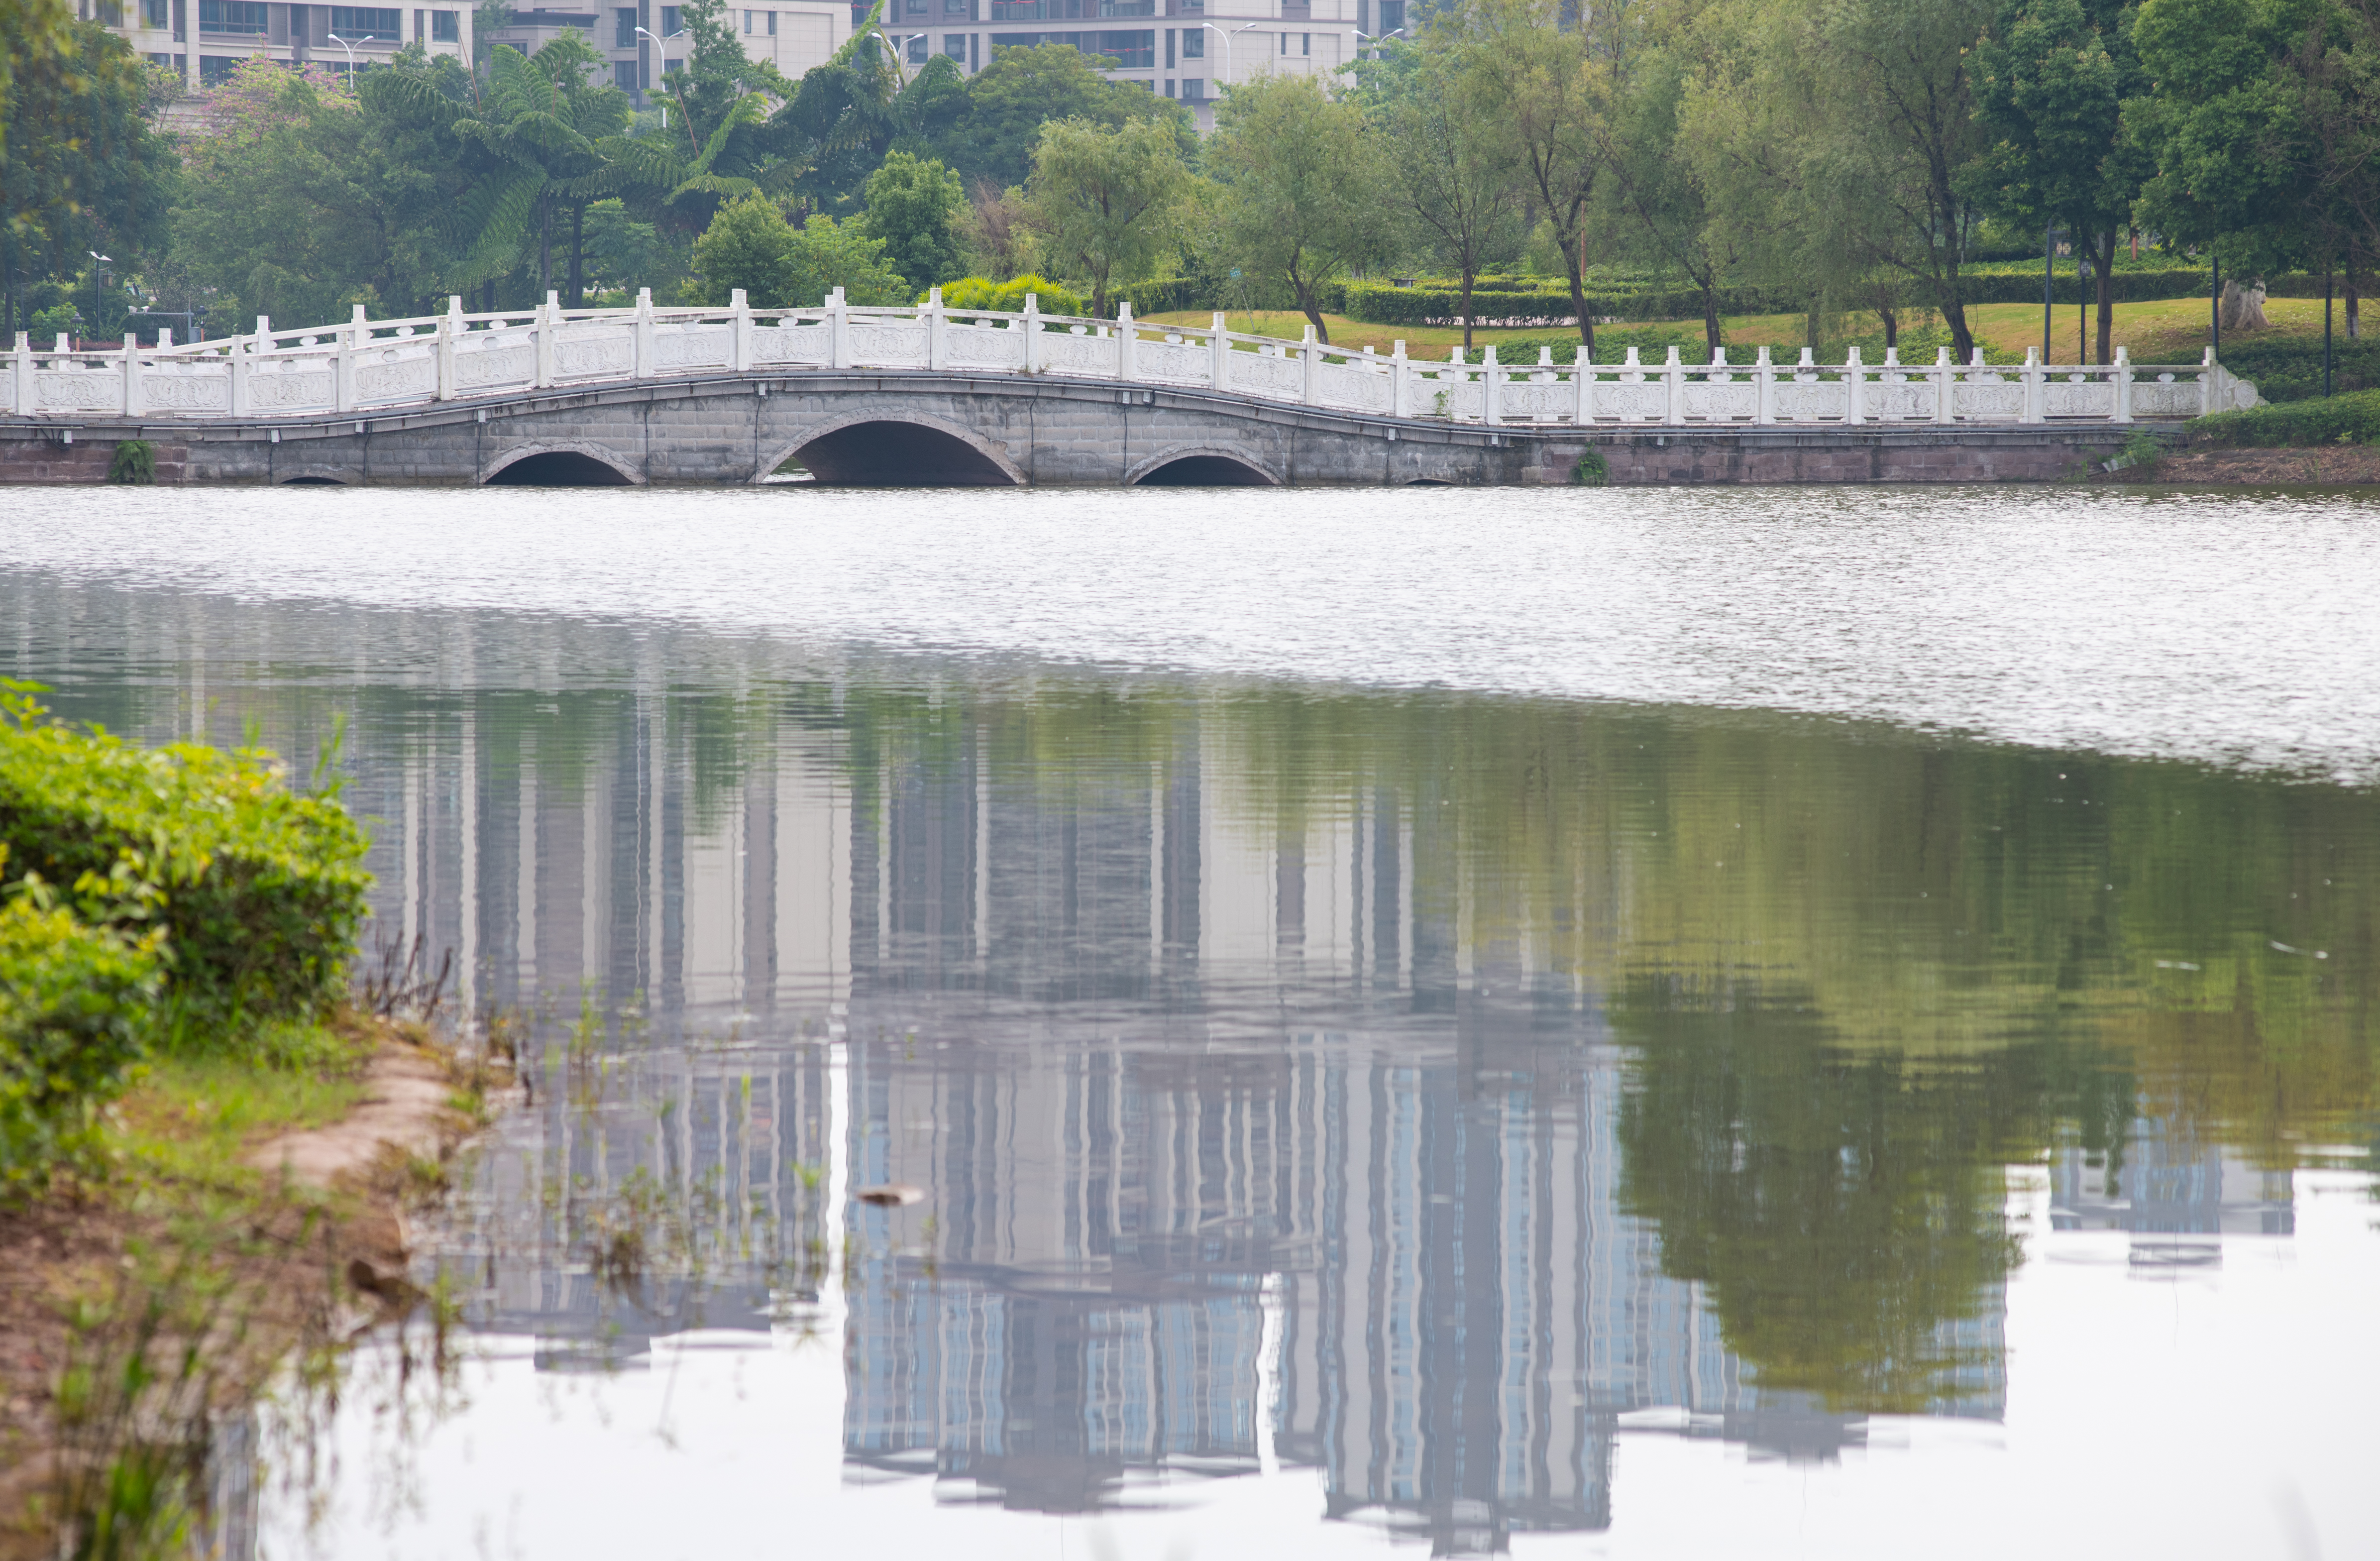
<box><xmin>487</xmin><ymin>449</ymin><xmax>635</xmax><ymax>486</ymax></box>
<box><xmin>794</xmin><ymin>420</ymin><xmax>1019</xmax><ymax>486</ymax></box>
<box><xmin>278</xmin><ymin>475</ymin><xmax>347</xmax><ymax>486</ymax></box>
<box><xmin>1134</xmin><ymin>453</ymin><xmax>1274</xmax><ymax>486</ymax></box>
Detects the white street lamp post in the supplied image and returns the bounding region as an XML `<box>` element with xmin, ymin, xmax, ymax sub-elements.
<box><xmin>1349</xmin><ymin>26</ymin><xmax>1402</xmax><ymax>57</ymax></box>
<box><xmin>876</xmin><ymin>30</ymin><xmax>924</xmax><ymax>84</ymax></box>
<box><xmin>1197</xmin><ymin>20</ymin><xmax>1264</xmax><ymax>87</ymax></box>
<box><xmin>326</xmin><ymin>30</ymin><xmax>375</xmax><ymax>79</ymax></box>
<box><xmin>636</xmin><ymin>25</ymin><xmax>688</xmax><ymax>123</ymax></box>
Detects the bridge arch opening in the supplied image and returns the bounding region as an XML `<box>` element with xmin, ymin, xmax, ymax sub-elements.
<box><xmin>486</xmin><ymin>449</ymin><xmax>636</xmax><ymax>486</ymax></box>
<box><xmin>277</xmin><ymin>475</ymin><xmax>348</xmax><ymax>486</ymax></box>
<box><xmin>1133</xmin><ymin>452</ymin><xmax>1276</xmax><ymax>487</ymax></box>
<box><xmin>792</xmin><ymin>420</ymin><xmax>1020</xmax><ymax>486</ymax></box>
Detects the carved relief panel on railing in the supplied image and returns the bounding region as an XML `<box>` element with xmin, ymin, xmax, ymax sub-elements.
<box><xmin>2043</xmin><ymin>377</ymin><xmax>2116</xmax><ymax>417</ymax></box>
<box><xmin>1590</xmin><ymin>379</ymin><xmax>1666</xmax><ymax>422</ymax></box>
<box><xmin>454</xmin><ymin>340</ymin><xmax>536</xmax><ymax>389</ymax></box>
<box><xmin>651</xmin><ymin>326</ymin><xmax>730</xmax><ymax>371</ymax></box>
<box><xmin>2131</xmin><ymin>376</ymin><xmax>2202</xmax><ymax>418</ymax></box>
<box><xmin>750</xmin><ymin>322</ymin><xmax>831</xmax><ymax>366</ymax></box>
<box><xmin>1135</xmin><ymin>340</ymin><xmax>1211</xmax><ymax>385</ymax></box>
<box><xmin>1952</xmin><ymin>372</ymin><xmax>2023</xmax><ymax>420</ymax></box>
<box><xmin>141</xmin><ymin>368</ymin><xmax>231</xmax><ymax>412</ymax></box>
<box><xmin>1038</xmin><ymin>330</ymin><xmax>1116</xmax><ymax>377</ymax></box>
<box><xmin>1680</xmin><ymin>376</ymin><xmax>1757</xmax><ymax>422</ymax></box>
<box><xmin>1498</xmin><ymin>377</ymin><xmax>1572</xmax><ymax>421</ymax></box>
<box><xmin>1314</xmin><ymin>361</ymin><xmax>1392</xmax><ymax>412</ymax></box>
<box><xmin>247</xmin><ymin>365</ymin><xmax>337</xmax><ymax>410</ymax></box>
<box><xmin>1420</xmin><ymin>373</ymin><xmax>1484</xmax><ymax>420</ymax></box>
<box><xmin>1772</xmin><ymin>380</ymin><xmax>1848</xmax><ymax>421</ymax></box>
<box><xmin>33</xmin><ymin>369</ymin><xmax>121</xmax><ymax>412</ymax></box>
<box><xmin>355</xmin><ymin>351</ymin><xmax>438</xmax><ymax>404</ymax></box>
<box><xmin>550</xmin><ymin>327</ymin><xmax>636</xmax><ymax>380</ymax></box>
<box><xmin>943</xmin><ymin>323</ymin><xmax>1025</xmax><ymax>369</ymax></box>
<box><xmin>1227</xmin><ymin>349</ymin><xmax>1301</xmax><ymax>398</ymax></box>
<box><xmin>1870</xmin><ymin>376</ymin><xmax>1934</xmax><ymax>421</ymax></box>
<box><xmin>847</xmin><ymin>323</ymin><xmax>928</xmax><ymax>367</ymax></box>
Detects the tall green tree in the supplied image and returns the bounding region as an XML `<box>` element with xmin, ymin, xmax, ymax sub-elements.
<box><xmin>1370</xmin><ymin>32</ymin><xmax>1526</xmax><ymax>351</ymax></box>
<box><xmin>0</xmin><ymin>14</ymin><xmax>176</xmax><ymax>339</ymax></box>
<box><xmin>858</xmin><ymin>150</ymin><xmax>965</xmax><ymax>292</ymax></box>
<box><xmin>927</xmin><ymin>42</ymin><xmax>1194</xmax><ymax>195</ymax></box>
<box><xmin>1026</xmin><ymin>114</ymin><xmax>1194</xmax><ymax>320</ymax></box>
<box><xmin>1205</xmin><ymin>75</ymin><xmax>1395</xmax><ymax>344</ymax></box>
<box><xmin>1460</xmin><ymin>0</ymin><xmax>1615</xmax><ymax>356</ymax></box>
<box><xmin>686</xmin><ymin>193</ymin><xmax>907</xmax><ymax>304</ymax></box>
<box><xmin>1967</xmin><ymin>0</ymin><xmax>2153</xmax><ymax>362</ymax></box>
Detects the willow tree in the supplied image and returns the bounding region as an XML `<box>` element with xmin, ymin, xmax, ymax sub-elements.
<box><xmin>1205</xmin><ymin>74</ymin><xmax>1395</xmax><ymax>344</ymax></box>
<box><xmin>1025</xmin><ymin>114</ymin><xmax>1194</xmax><ymax>320</ymax></box>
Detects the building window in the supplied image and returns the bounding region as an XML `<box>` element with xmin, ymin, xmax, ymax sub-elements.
<box><xmin>742</xmin><ymin>7</ymin><xmax>750</xmax><ymax>28</ymax></box>
<box><xmin>942</xmin><ymin>0</ymin><xmax>966</xmax><ymax>14</ymax></box>
<box><xmin>1181</xmin><ymin>74</ymin><xmax>1200</xmax><ymax>98</ymax></box>
<box><xmin>1098</xmin><ymin>0</ymin><xmax>1151</xmax><ymax>13</ymax></box>
<box><xmin>93</xmin><ymin>0</ymin><xmax>123</xmax><ymax>24</ymax></box>
<box><xmin>906</xmin><ymin>31</ymin><xmax>925</xmax><ymax>58</ymax></box>
<box><xmin>433</xmin><ymin>6</ymin><xmax>459</xmax><ymax>35</ymax></box>
<box><xmin>329</xmin><ymin>6</ymin><xmax>400</xmax><ymax>33</ymax></box>
<box><xmin>198</xmin><ymin>0</ymin><xmax>268</xmax><ymax>33</ymax></box>
<box><xmin>659</xmin><ymin>4</ymin><xmax>679</xmax><ymax>31</ymax></box>
<box><xmin>1161</xmin><ymin>23</ymin><xmax>1169</xmax><ymax>63</ymax></box>
<box><xmin>1377</xmin><ymin>0</ymin><xmax>1401</xmax><ymax>33</ymax></box>
<box><xmin>141</xmin><ymin>0</ymin><xmax>169</xmax><ymax>25</ymax></box>
<box><xmin>1179</xmin><ymin>24</ymin><xmax>1197</xmax><ymax>54</ymax></box>
<box><xmin>1300</xmin><ymin>29</ymin><xmax>1307</xmax><ymax>52</ymax></box>
<box><xmin>614</xmin><ymin>57</ymin><xmax>637</xmax><ymax>87</ymax></box>
<box><xmin>199</xmin><ymin>50</ymin><xmax>238</xmax><ymax>75</ymax></box>
<box><xmin>943</xmin><ymin>30</ymin><xmax>963</xmax><ymax>54</ymax></box>
<box><xmin>614</xmin><ymin>6</ymin><xmax>634</xmax><ymax>42</ymax></box>
<box><xmin>1162</xmin><ymin>75</ymin><xmax>1172</xmax><ymax>94</ymax></box>
<box><xmin>766</xmin><ymin>8</ymin><xmax>775</xmax><ymax>31</ymax></box>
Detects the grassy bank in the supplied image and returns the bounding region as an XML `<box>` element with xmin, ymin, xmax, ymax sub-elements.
<box><xmin>0</xmin><ymin>681</ymin><xmax>492</xmax><ymax>1560</ymax></box>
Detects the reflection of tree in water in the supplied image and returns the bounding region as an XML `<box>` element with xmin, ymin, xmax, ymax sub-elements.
<box><xmin>1614</xmin><ymin>974</ymin><xmax>2133</xmax><ymax>1415</ymax></box>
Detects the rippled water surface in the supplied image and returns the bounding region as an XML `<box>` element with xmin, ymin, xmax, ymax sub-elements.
<box><xmin>5</xmin><ymin>483</ymin><xmax>2380</xmax><ymax>1559</ymax></box>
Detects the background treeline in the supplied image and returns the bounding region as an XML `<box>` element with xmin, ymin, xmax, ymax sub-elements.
<box><xmin>11</xmin><ymin>0</ymin><xmax>2380</xmax><ymax>375</ymax></box>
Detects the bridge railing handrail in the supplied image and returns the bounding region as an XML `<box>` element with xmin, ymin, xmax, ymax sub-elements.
<box><xmin>6</xmin><ymin>284</ymin><xmax>2257</xmax><ymax>425</ymax></box>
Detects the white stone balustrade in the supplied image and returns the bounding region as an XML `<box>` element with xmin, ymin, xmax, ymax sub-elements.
<box><xmin>4</xmin><ymin>289</ymin><xmax>2261</xmax><ymax>426</ymax></box>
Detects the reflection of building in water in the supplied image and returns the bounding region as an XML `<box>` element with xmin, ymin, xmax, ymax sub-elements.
<box><xmin>2051</xmin><ymin>1117</ymin><xmax>2295</xmax><ymax>1272</ymax></box>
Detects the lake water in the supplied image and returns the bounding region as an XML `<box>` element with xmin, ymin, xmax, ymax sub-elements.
<box><xmin>4</xmin><ymin>484</ymin><xmax>2379</xmax><ymax>1559</ymax></box>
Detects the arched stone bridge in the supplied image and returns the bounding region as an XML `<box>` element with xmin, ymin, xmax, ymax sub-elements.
<box><xmin>1</xmin><ymin>290</ymin><xmax>2254</xmax><ymax>487</ymax></box>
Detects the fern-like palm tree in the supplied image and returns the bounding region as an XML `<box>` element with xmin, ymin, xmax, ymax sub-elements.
<box><xmin>447</xmin><ymin>36</ymin><xmax>629</xmax><ymax>303</ymax></box>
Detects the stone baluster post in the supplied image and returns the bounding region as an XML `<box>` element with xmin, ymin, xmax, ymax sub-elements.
<box><xmin>1663</xmin><ymin>345</ymin><xmax>1683</xmax><ymax>425</ymax></box>
<box><xmin>1119</xmin><ymin>302</ymin><xmax>1138</xmax><ymax>382</ymax></box>
<box><xmin>437</xmin><ymin>296</ymin><xmax>461</xmax><ymax>400</ymax></box>
<box><xmin>829</xmin><ymin>286</ymin><xmax>850</xmax><ymax>370</ymax></box>
<box><xmin>928</xmin><ymin>287</ymin><xmax>947</xmax><ymax>372</ymax></box>
<box><xmin>633</xmin><ymin>288</ymin><xmax>654</xmax><ymax>380</ymax></box>
<box><xmin>1023</xmin><ymin>293</ymin><xmax>1043</xmax><ymax>373</ymax></box>
<box><xmin>729</xmin><ymin>288</ymin><xmax>751</xmax><ymax>374</ymax></box>
<box><xmin>532</xmin><ymin>290</ymin><xmax>557</xmax><ymax>386</ymax></box>
<box><xmin>9</xmin><ymin>332</ymin><xmax>29</xmax><ymax>416</ymax></box>
<box><xmin>1299</xmin><ymin>322</ymin><xmax>1318</xmax><ymax>405</ymax></box>
<box><xmin>229</xmin><ymin>334</ymin><xmax>249</xmax><ymax>417</ymax></box>
<box><xmin>332</xmin><ymin>303</ymin><xmax>362</xmax><ymax>412</ymax></box>
<box><xmin>121</xmin><ymin>335</ymin><xmax>141</xmax><ymax>417</ymax></box>
<box><xmin>1843</xmin><ymin>346</ymin><xmax>1865</xmax><ymax>425</ymax></box>
<box><xmin>2114</xmin><ymin>345</ymin><xmax>2133</xmax><ymax>423</ymax></box>
<box><xmin>1390</xmin><ymin>339</ymin><xmax>1409</xmax><ymax>419</ymax></box>
<box><xmin>2200</xmin><ymin>345</ymin><xmax>2221</xmax><ymax>416</ymax></box>
<box><xmin>1572</xmin><ymin>346</ymin><xmax>1593</xmax><ymax>425</ymax></box>
<box><xmin>1755</xmin><ymin>345</ymin><xmax>1774</xmax><ymax>424</ymax></box>
<box><xmin>1481</xmin><ymin>345</ymin><xmax>1501</xmax><ymax>425</ymax></box>
<box><xmin>2021</xmin><ymin>346</ymin><xmax>2042</xmax><ymax>423</ymax></box>
<box><xmin>1932</xmin><ymin>346</ymin><xmax>1954</xmax><ymax>424</ymax></box>
<box><xmin>1209</xmin><ymin>312</ymin><xmax>1229</xmax><ymax>392</ymax></box>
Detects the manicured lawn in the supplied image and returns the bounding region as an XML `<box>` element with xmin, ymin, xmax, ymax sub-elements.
<box><xmin>1152</xmin><ymin>298</ymin><xmax>2356</xmax><ymax>365</ymax></box>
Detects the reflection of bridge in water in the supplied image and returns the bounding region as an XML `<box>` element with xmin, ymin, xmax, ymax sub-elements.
<box><xmin>2</xmin><ymin>290</ymin><xmax>2256</xmax><ymax>487</ymax></box>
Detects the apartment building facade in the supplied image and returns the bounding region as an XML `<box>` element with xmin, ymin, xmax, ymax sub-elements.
<box><xmin>480</xmin><ymin>0</ymin><xmax>851</xmax><ymax>102</ymax></box>
<box><xmin>868</xmin><ymin>0</ymin><xmax>1406</xmax><ymax>128</ymax></box>
<box><xmin>73</xmin><ymin>0</ymin><xmax>475</xmax><ymax>93</ymax></box>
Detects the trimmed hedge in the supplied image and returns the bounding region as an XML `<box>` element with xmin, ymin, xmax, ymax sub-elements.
<box><xmin>2187</xmin><ymin>387</ymin><xmax>2380</xmax><ymax>447</ymax></box>
<box><xmin>0</xmin><ymin>892</ymin><xmax>162</xmax><ymax>1185</ymax></box>
<box><xmin>0</xmin><ymin>682</ymin><xmax>371</xmax><ymax>1032</ymax></box>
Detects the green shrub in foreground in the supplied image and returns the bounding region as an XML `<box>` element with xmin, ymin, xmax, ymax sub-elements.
<box><xmin>0</xmin><ymin>682</ymin><xmax>371</xmax><ymax>1034</ymax></box>
<box><xmin>933</xmin><ymin>274</ymin><xmax>1087</xmax><ymax>317</ymax></box>
<box><xmin>2188</xmin><ymin>388</ymin><xmax>2380</xmax><ymax>448</ymax></box>
<box><xmin>0</xmin><ymin>892</ymin><xmax>162</xmax><ymax>1185</ymax></box>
